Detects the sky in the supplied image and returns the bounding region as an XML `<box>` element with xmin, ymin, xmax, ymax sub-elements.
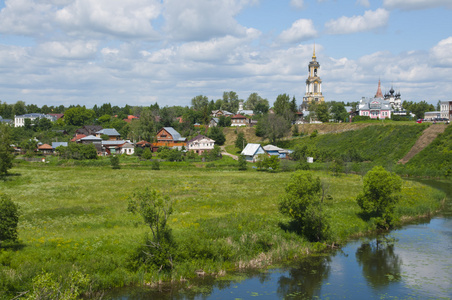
<box><xmin>0</xmin><ymin>0</ymin><xmax>452</xmax><ymax>109</ymax></box>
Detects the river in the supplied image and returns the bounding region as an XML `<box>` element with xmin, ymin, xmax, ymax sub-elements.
<box><xmin>109</xmin><ymin>179</ymin><xmax>452</xmax><ymax>299</ymax></box>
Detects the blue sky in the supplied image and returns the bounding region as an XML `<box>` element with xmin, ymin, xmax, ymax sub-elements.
<box><xmin>0</xmin><ymin>0</ymin><xmax>451</xmax><ymax>109</ymax></box>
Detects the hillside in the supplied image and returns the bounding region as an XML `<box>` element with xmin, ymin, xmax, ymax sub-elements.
<box><xmin>223</xmin><ymin>122</ymin><xmax>376</xmax><ymax>146</ymax></box>
<box><xmin>398</xmin><ymin>124</ymin><xmax>447</xmax><ymax>164</ymax></box>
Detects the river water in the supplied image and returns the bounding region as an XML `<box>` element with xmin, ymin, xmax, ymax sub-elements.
<box><xmin>110</xmin><ymin>179</ymin><xmax>452</xmax><ymax>299</ymax></box>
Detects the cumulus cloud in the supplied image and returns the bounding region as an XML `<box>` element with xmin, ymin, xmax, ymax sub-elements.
<box><xmin>162</xmin><ymin>0</ymin><xmax>257</xmax><ymax>41</ymax></box>
<box><xmin>55</xmin><ymin>0</ymin><xmax>162</xmax><ymax>39</ymax></box>
<box><xmin>430</xmin><ymin>37</ymin><xmax>452</xmax><ymax>67</ymax></box>
<box><xmin>383</xmin><ymin>0</ymin><xmax>452</xmax><ymax>10</ymax></box>
<box><xmin>278</xmin><ymin>19</ymin><xmax>317</xmax><ymax>44</ymax></box>
<box><xmin>0</xmin><ymin>0</ymin><xmax>55</xmax><ymax>35</ymax></box>
<box><xmin>290</xmin><ymin>0</ymin><xmax>304</xmax><ymax>9</ymax></box>
<box><xmin>325</xmin><ymin>8</ymin><xmax>389</xmax><ymax>35</ymax></box>
<box><xmin>36</xmin><ymin>40</ymin><xmax>98</xmax><ymax>59</ymax></box>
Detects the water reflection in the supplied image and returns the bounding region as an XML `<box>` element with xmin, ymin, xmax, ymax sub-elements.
<box><xmin>355</xmin><ymin>237</ymin><xmax>402</xmax><ymax>289</ymax></box>
<box><xmin>277</xmin><ymin>255</ymin><xmax>331</xmax><ymax>299</ymax></box>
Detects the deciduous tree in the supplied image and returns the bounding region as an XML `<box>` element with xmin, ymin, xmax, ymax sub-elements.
<box><xmin>356</xmin><ymin>166</ymin><xmax>402</xmax><ymax>229</ymax></box>
<box><xmin>0</xmin><ymin>124</ymin><xmax>14</xmax><ymax>175</ymax></box>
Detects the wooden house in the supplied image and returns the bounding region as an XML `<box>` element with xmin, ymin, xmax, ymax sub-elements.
<box><xmin>241</xmin><ymin>143</ymin><xmax>265</xmax><ymax>162</ymax></box>
<box><xmin>152</xmin><ymin>127</ymin><xmax>187</xmax><ymax>152</ymax></box>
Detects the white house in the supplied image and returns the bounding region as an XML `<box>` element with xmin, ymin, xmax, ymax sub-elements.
<box><xmin>440</xmin><ymin>101</ymin><xmax>452</xmax><ymax>120</ymax></box>
<box><xmin>358</xmin><ymin>97</ymin><xmax>392</xmax><ymax>119</ymax></box>
<box><xmin>241</xmin><ymin>143</ymin><xmax>265</xmax><ymax>162</ymax></box>
<box><xmin>119</xmin><ymin>142</ymin><xmax>135</xmax><ymax>155</ymax></box>
<box><xmin>14</xmin><ymin>113</ymin><xmax>57</xmax><ymax>127</ymax></box>
<box><xmin>187</xmin><ymin>135</ymin><xmax>215</xmax><ymax>155</ymax></box>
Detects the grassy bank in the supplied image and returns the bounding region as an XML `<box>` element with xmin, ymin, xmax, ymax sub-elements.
<box><xmin>0</xmin><ymin>164</ymin><xmax>445</xmax><ymax>298</ymax></box>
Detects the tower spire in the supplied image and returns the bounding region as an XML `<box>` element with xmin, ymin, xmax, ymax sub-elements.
<box><xmin>312</xmin><ymin>43</ymin><xmax>316</xmax><ymax>60</ymax></box>
<box><xmin>375</xmin><ymin>79</ymin><xmax>383</xmax><ymax>98</ymax></box>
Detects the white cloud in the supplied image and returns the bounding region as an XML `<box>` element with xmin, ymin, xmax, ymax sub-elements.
<box><xmin>278</xmin><ymin>19</ymin><xmax>317</xmax><ymax>44</ymax></box>
<box><xmin>36</xmin><ymin>40</ymin><xmax>98</xmax><ymax>59</ymax></box>
<box><xmin>162</xmin><ymin>0</ymin><xmax>257</xmax><ymax>41</ymax></box>
<box><xmin>290</xmin><ymin>0</ymin><xmax>304</xmax><ymax>9</ymax></box>
<box><xmin>325</xmin><ymin>8</ymin><xmax>389</xmax><ymax>35</ymax></box>
<box><xmin>0</xmin><ymin>0</ymin><xmax>54</xmax><ymax>35</ymax></box>
<box><xmin>430</xmin><ymin>37</ymin><xmax>452</xmax><ymax>67</ymax></box>
<box><xmin>383</xmin><ymin>0</ymin><xmax>452</xmax><ymax>10</ymax></box>
<box><xmin>55</xmin><ymin>0</ymin><xmax>162</xmax><ymax>39</ymax></box>
<box><xmin>356</xmin><ymin>0</ymin><xmax>370</xmax><ymax>8</ymax></box>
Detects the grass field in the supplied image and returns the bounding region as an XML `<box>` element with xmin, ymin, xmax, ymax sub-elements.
<box><xmin>0</xmin><ymin>162</ymin><xmax>446</xmax><ymax>298</ymax></box>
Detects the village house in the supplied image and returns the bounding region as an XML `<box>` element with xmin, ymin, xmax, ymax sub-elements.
<box><xmin>187</xmin><ymin>135</ymin><xmax>215</xmax><ymax>155</ymax></box>
<box><xmin>263</xmin><ymin>145</ymin><xmax>290</xmax><ymax>159</ymax></box>
<box><xmin>96</xmin><ymin>128</ymin><xmax>121</xmax><ymax>140</ymax></box>
<box><xmin>231</xmin><ymin>114</ymin><xmax>248</xmax><ymax>126</ymax></box>
<box><xmin>241</xmin><ymin>143</ymin><xmax>265</xmax><ymax>162</ymax></box>
<box><xmin>152</xmin><ymin>127</ymin><xmax>187</xmax><ymax>152</ymax></box>
<box><xmin>14</xmin><ymin>113</ymin><xmax>57</xmax><ymax>127</ymax></box>
<box><xmin>75</xmin><ymin>125</ymin><xmax>103</xmax><ymax>136</ymax></box>
<box><xmin>37</xmin><ymin>143</ymin><xmax>53</xmax><ymax>155</ymax></box>
<box><xmin>211</xmin><ymin>110</ymin><xmax>234</xmax><ymax>118</ymax></box>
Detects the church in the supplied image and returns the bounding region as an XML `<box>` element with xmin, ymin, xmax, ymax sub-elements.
<box><xmin>301</xmin><ymin>46</ymin><xmax>324</xmax><ymax>111</ymax></box>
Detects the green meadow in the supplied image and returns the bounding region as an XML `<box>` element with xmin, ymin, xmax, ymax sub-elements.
<box><xmin>0</xmin><ymin>161</ymin><xmax>446</xmax><ymax>298</ymax></box>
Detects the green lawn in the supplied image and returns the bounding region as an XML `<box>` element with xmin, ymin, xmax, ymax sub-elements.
<box><xmin>0</xmin><ymin>163</ymin><xmax>445</xmax><ymax>298</ymax></box>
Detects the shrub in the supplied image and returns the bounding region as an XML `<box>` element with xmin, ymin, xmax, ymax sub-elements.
<box><xmin>0</xmin><ymin>195</ymin><xmax>19</xmax><ymax>245</ymax></box>
<box><xmin>110</xmin><ymin>155</ymin><xmax>120</xmax><ymax>169</ymax></box>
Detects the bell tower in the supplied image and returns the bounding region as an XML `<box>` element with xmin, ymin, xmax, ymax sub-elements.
<box><xmin>302</xmin><ymin>45</ymin><xmax>324</xmax><ymax>110</ymax></box>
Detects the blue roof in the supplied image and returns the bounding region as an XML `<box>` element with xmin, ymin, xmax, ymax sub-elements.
<box><xmin>96</xmin><ymin>128</ymin><xmax>120</xmax><ymax>136</ymax></box>
<box><xmin>52</xmin><ymin>142</ymin><xmax>68</xmax><ymax>149</ymax></box>
<box><xmin>163</xmin><ymin>127</ymin><xmax>185</xmax><ymax>142</ymax></box>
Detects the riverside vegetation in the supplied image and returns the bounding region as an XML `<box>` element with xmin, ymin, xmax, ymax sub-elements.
<box><xmin>0</xmin><ymin>158</ymin><xmax>446</xmax><ymax>299</ymax></box>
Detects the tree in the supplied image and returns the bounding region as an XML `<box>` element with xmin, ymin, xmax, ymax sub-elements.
<box><xmin>329</xmin><ymin>102</ymin><xmax>348</xmax><ymax>122</ymax></box>
<box><xmin>273</xmin><ymin>93</ymin><xmax>295</xmax><ymax>122</ymax></box>
<box><xmin>127</xmin><ymin>189</ymin><xmax>175</xmax><ymax>270</ymax></box>
<box><xmin>279</xmin><ymin>171</ymin><xmax>330</xmax><ymax>242</ymax></box>
<box><xmin>64</xmin><ymin>106</ymin><xmax>95</xmax><ymax>126</ymax></box>
<box><xmin>0</xmin><ymin>194</ymin><xmax>19</xmax><ymax>245</ymax></box>
<box><xmin>191</xmin><ymin>95</ymin><xmax>209</xmax><ymax>111</ymax></box>
<box><xmin>207</xmin><ymin>126</ymin><xmax>225</xmax><ymax>145</ymax></box>
<box><xmin>356</xmin><ymin>166</ymin><xmax>402</xmax><ymax>229</ymax></box>
<box><xmin>142</xmin><ymin>148</ymin><xmax>153</xmax><ymax>160</ymax></box>
<box><xmin>0</xmin><ymin>124</ymin><xmax>14</xmax><ymax>176</ymax></box>
<box><xmin>110</xmin><ymin>155</ymin><xmax>120</xmax><ymax>169</ymax></box>
<box><xmin>218</xmin><ymin>115</ymin><xmax>231</xmax><ymax>127</ymax></box>
<box><xmin>313</xmin><ymin>102</ymin><xmax>330</xmax><ymax>123</ymax></box>
<box><xmin>235</xmin><ymin>132</ymin><xmax>247</xmax><ymax>151</ymax></box>
<box><xmin>257</xmin><ymin>113</ymin><xmax>290</xmax><ymax>144</ymax></box>
<box><xmin>238</xmin><ymin>155</ymin><xmax>247</xmax><ymax>171</ymax></box>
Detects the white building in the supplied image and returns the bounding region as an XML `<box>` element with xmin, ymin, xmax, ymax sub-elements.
<box><xmin>14</xmin><ymin>113</ymin><xmax>57</xmax><ymax>127</ymax></box>
<box><xmin>358</xmin><ymin>97</ymin><xmax>392</xmax><ymax>119</ymax></box>
<box><xmin>440</xmin><ymin>101</ymin><xmax>452</xmax><ymax>120</ymax></box>
<box><xmin>187</xmin><ymin>135</ymin><xmax>215</xmax><ymax>155</ymax></box>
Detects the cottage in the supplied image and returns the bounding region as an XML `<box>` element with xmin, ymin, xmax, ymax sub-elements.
<box><xmin>211</xmin><ymin>110</ymin><xmax>234</xmax><ymax>118</ymax></box>
<box><xmin>187</xmin><ymin>135</ymin><xmax>215</xmax><ymax>155</ymax></box>
<box><xmin>241</xmin><ymin>143</ymin><xmax>265</xmax><ymax>162</ymax></box>
<box><xmin>263</xmin><ymin>145</ymin><xmax>290</xmax><ymax>159</ymax></box>
<box><xmin>75</xmin><ymin>125</ymin><xmax>103</xmax><ymax>136</ymax></box>
<box><xmin>96</xmin><ymin>128</ymin><xmax>121</xmax><ymax>140</ymax></box>
<box><xmin>119</xmin><ymin>142</ymin><xmax>135</xmax><ymax>155</ymax></box>
<box><xmin>37</xmin><ymin>143</ymin><xmax>53</xmax><ymax>155</ymax></box>
<box><xmin>209</xmin><ymin>117</ymin><xmax>219</xmax><ymax>127</ymax></box>
<box><xmin>152</xmin><ymin>127</ymin><xmax>187</xmax><ymax>152</ymax></box>
<box><xmin>231</xmin><ymin>114</ymin><xmax>248</xmax><ymax>126</ymax></box>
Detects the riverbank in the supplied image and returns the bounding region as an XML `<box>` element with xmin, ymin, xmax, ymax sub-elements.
<box><xmin>0</xmin><ymin>165</ymin><xmax>446</xmax><ymax>299</ymax></box>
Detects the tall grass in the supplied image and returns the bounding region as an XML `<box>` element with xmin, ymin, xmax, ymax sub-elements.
<box><xmin>0</xmin><ymin>164</ymin><xmax>445</xmax><ymax>298</ymax></box>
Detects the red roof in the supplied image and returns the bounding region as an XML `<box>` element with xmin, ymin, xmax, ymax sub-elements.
<box><xmin>232</xmin><ymin>114</ymin><xmax>246</xmax><ymax>119</ymax></box>
<box><xmin>38</xmin><ymin>144</ymin><xmax>53</xmax><ymax>150</ymax></box>
<box><xmin>136</xmin><ymin>140</ymin><xmax>151</xmax><ymax>145</ymax></box>
<box><xmin>71</xmin><ymin>134</ymin><xmax>86</xmax><ymax>142</ymax></box>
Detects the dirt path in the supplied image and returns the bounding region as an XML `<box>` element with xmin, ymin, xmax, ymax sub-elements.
<box><xmin>398</xmin><ymin>124</ymin><xmax>447</xmax><ymax>164</ymax></box>
<box><xmin>220</xmin><ymin>146</ymin><xmax>238</xmax><ymax>160</ymax></box>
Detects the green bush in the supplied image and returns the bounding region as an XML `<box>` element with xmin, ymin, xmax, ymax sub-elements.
<box><xmin>0</xmin><ymin>195</ymin><xmax>19</xmax><ymax>245</ymax></box>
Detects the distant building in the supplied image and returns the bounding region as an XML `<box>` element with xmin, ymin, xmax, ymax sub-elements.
<box><xmin>231</xmin><ymin>114</ymin><xmax>248</xmax><ymax>127</ymax></box>
<box><xmin>187</xmin><ymin>135</ymin><xmax>215</xmax><ymax>155</ymax></box>
<box><xmin>440</xmin><ymin>101</ymin><xmax>452</xmax><ymax>120</ymax></box>
<box><xmin>14</xmin><ymin>113</ymin><xmax>57</xmax><ymax>127</ymax></box>
<box><xmin>302</xmin><ymin>45</ymin><xmax>324</xmax><ymax>110</ymax></box>
<box><xmin>358</xmin><ymin>96</ymin><xmax>392</xmax><ymax>119</ymax></box>
<box><xmin>241</xmin><ymin>143</ymin><xmax>265</xmax><ymax>162</ymax></box>
<box><xmin>236</xmin><ymin>101</ymin><xmax>254</xmax><ymax>116</ymax></box>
